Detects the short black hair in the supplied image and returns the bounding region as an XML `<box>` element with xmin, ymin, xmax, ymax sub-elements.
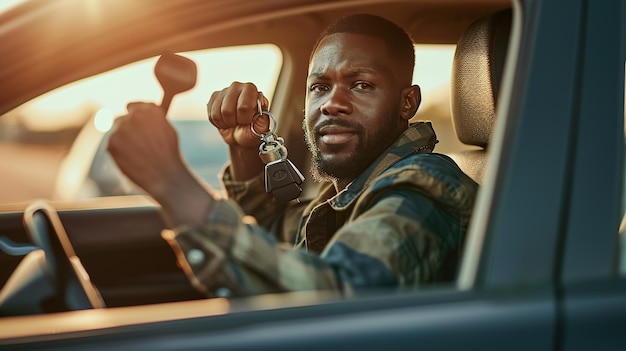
<box><xmin>309</xmin><ymin>13</ymin><xmax>415</xmax><ymax>83</ymax></box>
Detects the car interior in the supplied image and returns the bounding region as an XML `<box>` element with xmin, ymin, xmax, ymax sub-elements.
<box><xmin>0</xmin><ymin>0</ymin><xmax>515</xmax><ymax>314</ymax></box>
<box><xmin>448</xmin><ymin>9</ymin><xmax>511</xmax><ymax>185</ymax></box>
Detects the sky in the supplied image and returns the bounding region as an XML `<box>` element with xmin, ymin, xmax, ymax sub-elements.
<box><xmin>0</xmin><ymin>0</ymin><xmax>24</xmax><ymax>13</ymax></box>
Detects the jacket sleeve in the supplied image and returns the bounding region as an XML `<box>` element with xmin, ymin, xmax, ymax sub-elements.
<box><xmin>162</xmin><ymin>167</ymin><xmax>475</xmax><ymax>297</ymax></box>
<box><xmin>162</xmin><ymin>198</ymin><xmax>343</xmax><ymax>297</ymax></box>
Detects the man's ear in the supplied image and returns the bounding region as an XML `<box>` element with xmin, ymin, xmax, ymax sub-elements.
<box><xmin>400</xmin><ymin>85</ymin><xmax>421</xmax><ymax>120</ymax></box>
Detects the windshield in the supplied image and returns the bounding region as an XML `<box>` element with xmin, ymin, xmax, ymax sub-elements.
<box><xmin>0</xmin><ymin>44</ymin><xmax>282</xmax><ymax>203</ymax></box>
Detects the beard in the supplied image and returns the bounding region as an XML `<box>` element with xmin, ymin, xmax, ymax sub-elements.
<box><xmin>303</xmin><ymin>111</ymin><xmax>401</xmax><ymax>185</ymax></box>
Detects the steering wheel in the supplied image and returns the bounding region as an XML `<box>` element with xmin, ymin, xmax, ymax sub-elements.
<box><xmin>23</xmin><ymin>200</ymin><xmax>105</xmax><ymax>310</ymax></box>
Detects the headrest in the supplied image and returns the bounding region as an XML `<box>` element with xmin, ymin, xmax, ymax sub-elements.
<box><xmin>451</xmin><ymin>9</ymin><xmax>512</xmax><ymax>149</ymax></box>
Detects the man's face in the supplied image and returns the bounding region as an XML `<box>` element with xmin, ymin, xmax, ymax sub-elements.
<box><xmin>304</xmin><ymin>33</ymin><xmax>408</xmax><ymax>184</ymax></box>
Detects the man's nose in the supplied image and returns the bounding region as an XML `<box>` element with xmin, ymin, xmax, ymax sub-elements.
<box><xmin>320</xmin><ymin>87</ymin><xmax>352</xmax><ymax>116</ymax></box>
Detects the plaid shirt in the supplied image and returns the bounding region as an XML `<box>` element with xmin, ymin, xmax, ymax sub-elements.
<box><xmin>164</xmin><ymin>122</ymin><xmax>478</xmax><ymax>297</ymax></box>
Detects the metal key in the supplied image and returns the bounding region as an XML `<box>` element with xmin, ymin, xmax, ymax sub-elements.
<box><xmin>251</xmin><ymin>98</ymin><xmax>305</xmax><ymax>202</ymax></box>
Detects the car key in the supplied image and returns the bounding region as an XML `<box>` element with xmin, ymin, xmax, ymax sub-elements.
<box><xmin>251</xmin><ymin>98</ymin><xmax>305</xmax><ymax>202</ymax></box>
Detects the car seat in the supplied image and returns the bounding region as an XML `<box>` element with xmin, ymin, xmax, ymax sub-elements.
<box><xmin>448</xmin><ymin>9</ymin><xmax>512</xmax><ymax>184</ymax></box>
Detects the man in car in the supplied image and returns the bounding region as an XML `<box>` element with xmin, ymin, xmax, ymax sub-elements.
<box><xmin>107</xmin><ymin>14</ymin><xmax>478</xmax><ymax>297</ymax></box>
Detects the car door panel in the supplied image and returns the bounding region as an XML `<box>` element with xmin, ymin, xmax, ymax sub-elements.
<box><xmin>0</xmin><ymin>287</ymin><xmax>556</xmax><ymax>351</ymax></box>
<box><xmin>562</xmin><ymin>280</ymin><xmax>626</xmax><ymax>351</ymax></box>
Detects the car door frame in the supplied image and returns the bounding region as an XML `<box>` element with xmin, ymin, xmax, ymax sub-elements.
<box><xmin>557</xmin><ymin>0</ymin><xmax>626</xmax><ymax>349</ymax></box>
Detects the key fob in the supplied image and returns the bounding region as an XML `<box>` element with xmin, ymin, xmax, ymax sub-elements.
<box><xmin>264</xmin><ymin>159</ymin><xmax>304</xmax><ymax>202</ymax></box>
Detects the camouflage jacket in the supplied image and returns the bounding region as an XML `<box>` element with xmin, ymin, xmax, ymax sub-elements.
<box><xmin>164</xmin><ymin>122</ymin><xmax>478</xmax><ymax>297</ymax></box>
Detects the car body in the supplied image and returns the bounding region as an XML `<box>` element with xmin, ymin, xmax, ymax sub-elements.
<box><xmin>0</xmin><ymin>0</ymin><xmax>624</xmax><ymax>350</ymax></box>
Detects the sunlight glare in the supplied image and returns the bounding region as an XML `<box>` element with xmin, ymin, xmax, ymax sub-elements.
<box><xmin>94</xmin><ymin>108</ymin><xmax>114</xmax><ymax>132</ymax></box>
<box><xmin>0</xmin><ymin>0</ymin><xmax>25</xmax><ymax>13</ymax></box>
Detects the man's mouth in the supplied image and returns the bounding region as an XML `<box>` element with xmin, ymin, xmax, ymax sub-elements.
<box><xmin>318</xmin><ymin>125</ymin><xmax>357</xmax><ymax>145</ymax></box>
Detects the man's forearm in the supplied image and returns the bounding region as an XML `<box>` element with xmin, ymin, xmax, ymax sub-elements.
<box><xmin>155</xmin><ymin>165</ymin><xmax>217</xmax><ymax>229</ymax></box>
<box><xmin>228</xmin><ymin>145</ymin><xmax>265</xmax><ymax>181</ymax></box>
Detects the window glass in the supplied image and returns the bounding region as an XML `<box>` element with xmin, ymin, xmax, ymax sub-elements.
<box><xmin>413</xmin><ymin>44</ymin><xmax>455</xmax><ymax>93</ymax></box>
<box><xmin>0</xmin><ymin>44</ymin><xmax>282</xmax><ymax>203</ymax></box>
<box><xmin>412</xmin><ymin>44</ymin><xmax>469</xmax><ymax>154</ymax></box>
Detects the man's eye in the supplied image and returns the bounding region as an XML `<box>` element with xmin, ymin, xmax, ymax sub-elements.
<box><xmin>310</xmin><ymin>84</ymin><xmax>328</xmax><ymax>92</ymax></box>
<box><xmin>353</xmin><ymin>82</ymin><xmax>372</xmax><ymax>90</ymax></box>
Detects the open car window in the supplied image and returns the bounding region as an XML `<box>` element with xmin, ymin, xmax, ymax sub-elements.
<box><xmin>412</xmin><ymin>43</ymin><xmax>464</xmax><ymax>154</ymax></box>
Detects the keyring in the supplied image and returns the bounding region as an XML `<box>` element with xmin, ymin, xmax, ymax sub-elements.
<box><xmin>250</xmin><ymin>93</ymin><xmax>276</xmax><ymax>137</ymax></box>
<box><xmin>251</xmin><ymin>111</ymin><xmax>277</xmax><ymax>137</ymax></box>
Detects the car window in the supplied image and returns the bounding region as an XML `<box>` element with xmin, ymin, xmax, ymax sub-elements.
<box><xmin>412</xmin><ymin>44</ymin><xmax>464</xmax><ymax>154</ymax></box>
<box><xmin>0</xmin><ymin>44</ymin><xmax>282</xmax><ymax>203</ymax></box>
<box><xmin>77</xmin><ymin>120</ymin><xmax>228</xmax><ymax>199</ymax></box>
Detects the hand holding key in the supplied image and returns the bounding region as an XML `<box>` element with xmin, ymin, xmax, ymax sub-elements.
<box><xmin>207</xmin><ymin>82</ymin><xmax>271</xmax><ymax>181</ymax></box>
<box><xmin>207</xmin><ymin>82</ymin><xmax>270</xmax><ymax>149</ymax></box>
<box><xmin>251</xmin><ymin>98</ymin><xmax>305</xmax><ymax>202</ymax></box>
